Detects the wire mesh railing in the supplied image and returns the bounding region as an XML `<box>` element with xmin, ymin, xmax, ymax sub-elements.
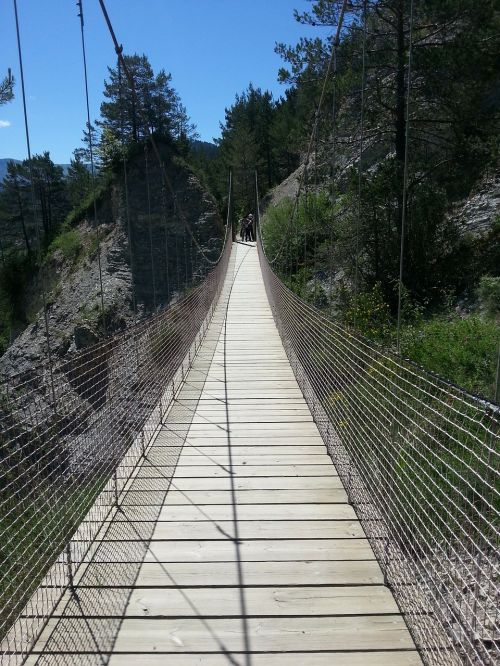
<box><xmin>0</xmin><ymin>226</ymin><xmax>232</xmax><ymax>665</ymax></box>
<box><xmin>258</xmin><ymin>231</ymin><xmax>499</xmax><ymax>666</ymax></box>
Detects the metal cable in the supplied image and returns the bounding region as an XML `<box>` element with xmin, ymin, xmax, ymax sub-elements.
<box><xmin>12</xmin><ymin>0</ymin><xmax>57</xmax><ymax>409</ymax></box>
<box><xmin>396</xmin><ymin>0</ymin><xmax>415</xmax><ymax>353</ymax></box>
<box><xmin>353</xmin><ymin>0</ymin><xmax>368</xmax><ymax>321</ymax></box>
<box><xmin>117</xmin><ymin>56</ymin><xmax>138</xmax><ymax>318</ymax></box>
<box><xmin>0</xmin><ymin>211</ymin><xmax>233</xmax><ymax>666</ymax></box>
<box><xmin>76</xmin><ymin>0</ymin><xmax>107</xmax><ymax>335</ymax></box>
<box><xmin>144</xmin><ymin>144</ymin><xmax>157</xmax><ymax>310</ymax></box>
<box><xmin>264</xmin><ymin>0</ymin><xmax>349</xmax><ymax>266</ymax></box>
<box><xmin>257</xmin><ymin>232</ymin><xmax>499</xmax><ymax>666</ymax></box>
<box><xmin>97</xmin><ymin>0</ymin><xmax>224</xmax><ymax>267</ymax></box>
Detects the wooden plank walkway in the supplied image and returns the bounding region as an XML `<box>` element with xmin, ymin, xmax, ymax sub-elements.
<box><xmin>29</xmin><ymin>243</ymin><xmax>422</xmax><ymax>665</ymax></box>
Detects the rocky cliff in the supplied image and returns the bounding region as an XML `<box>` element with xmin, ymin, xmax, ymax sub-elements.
<box><xmin>0</xmin><ymin>145</ymin><xmax>224</xmax><ymax>383</ymax></box>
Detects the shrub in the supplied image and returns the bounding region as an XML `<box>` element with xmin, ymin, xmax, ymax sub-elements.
<box><xmin>400</xmin><ymin>315</ymin><xmax>500</xmax><ymax>400</ymax></box>
<box><xmin>478</xmin><ymin>276</ymin><xmax>500</xmax><ymax>317</ymax></box>
<box><xmin>48</xmin><ymin>229</ymin><xmax>82</xmax><ymax>264</ymax></box>
<box><xmin>342</xmin><ymin>283</ymin><xmax>392</xmax><ymax>343</ymax></box>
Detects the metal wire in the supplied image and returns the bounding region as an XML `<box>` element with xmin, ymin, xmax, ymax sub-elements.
<box><xmin>0</xmin><ymin>219</ymin><xmax>232</xmax><ymax>664</ymax></box>
<box><xmin>257</xmin><ymin>232</ymin><xmax>499</xmax><ymax>666</ymax></box>
<box><xmin>266</xmin><ymin>0</ymin><xmax>349</xmax><ymax>267</ymax></box>
<box><xmin>77</xmin><ymin>0</ymin><xmax>107</xmax><ymax>335</ymax></box>
<box><xmin>396</xmin><ymin>0</ymin><xmax>415</xmax><ymax>353</ymax></box>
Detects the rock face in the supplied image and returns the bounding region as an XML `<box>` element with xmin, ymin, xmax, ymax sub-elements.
<box><xmin>0</xmin><ymin>221</ymin><xmax>133</xmax><ymax>381</ymax></box>
<box><xmin>451</xmin><ymin>166</ymin><xmax>500</xmax><ymax>236</ymax></box>
<box><xmin>0</xmin><ymin>147</ymin><xmax>224</xmax><ymax>382</ymax></box>
<box><xmin>260</xmin><ymin>163</ymin><xmax>303</xmax><ymax>214</ymax></box>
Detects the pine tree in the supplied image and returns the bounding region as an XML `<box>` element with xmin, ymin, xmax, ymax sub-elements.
<box><xmin>0</xmin><ymin>69</ymin><xmax>14</xmax><ymax>105</ymax></box>
<box><xmin>0</xmin><ymin>162</ymin><xmax>31</xmax><ymax>253</ymax></box>
<box><xmin>66</xmin><ymin>151</ymin><xmax>92</xmax><ymax>209</ymax></box>
<box><xmin>97</xmin><ymin>53</ymin><xmax>196</xmax><ymax>151</ymax></box>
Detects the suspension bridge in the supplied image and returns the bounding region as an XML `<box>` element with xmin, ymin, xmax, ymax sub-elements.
<box><xmin>1</xmin><ymin>1</ymin><xmax>499</xmax><ymax>665</ymax></box>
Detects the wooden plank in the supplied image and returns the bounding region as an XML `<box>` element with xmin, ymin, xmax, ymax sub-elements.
<box><xmin>169</xmin><ymin>422</ymin><xmax>321</xmax><ymax>432</ymax></box>
<box><xmin>108</xmin><ymin>616</ymin><xmax>416</xmax><ymax>652</ymax></box>
<box><xmin>145</xmin><ymin>520</ymin><xmax>364</xmax><ymax>540</ymax></box>
<box><xmin>105</xmin><ymin>654</ymin><xmax>423</xmax><ymax>666</ymax></box>
<box><xmin>93</xmin><ymin>519</ymin><xmax>364</xmax><ymax>541</ymax></box>
<box><xmin>127</xmin><ymin>476</ymin><xmax>345</xmax><ymax>491</ymax></box>
<box><xmin>155</xmin><ymin>503</ymin><xmax>356</xmax><ymax>521</ymax></box>
<box><xmin>177</xmin><ymin>446</ymin><xmax>328</xmax><ymax>456</ymax></box>
<box><xmin>161</xmin><ymin>489</ymin><xmax>347</xmax><ymax>504</ymax></box>
<box><xmin>47</xmin><ymin>586</ymin><xmax>398</xmax><ymax>618</ymax></box>
<box><xmin>130</xmin><ymin>465</ymin><xmax>338</xmax><ymax>478</ymax></box>
<box><xmin>173</xmin><ymin>455</ymin><xmax>334</xmax><ymax>466</ymax></box>
<box><xmin>140</xmin><ymin>539</ymin><xmax>375</xmax><ymax>563</ymax></box>
<box><xmin>182</xmin><ymin>436</ymin><xmax>325</xmax><ymax>444</ymax></box>
<box><xmin>131</xmin><ymin>559</ymin><xmax>385</xmax><ymax>587</ymax></box>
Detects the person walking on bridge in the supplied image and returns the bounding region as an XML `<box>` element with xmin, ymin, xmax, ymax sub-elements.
<box><xmin>247</xmin><ymin>213</ymin><xmax>255</xmax><ymax>242</ymax></box>
<box><xmin>239</xmin><ymin>214</ymin><xmax>254</xmax><ymax>242</ymax></box>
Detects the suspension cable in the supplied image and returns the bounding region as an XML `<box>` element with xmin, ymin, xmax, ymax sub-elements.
<box><xmin>144</xmin><ymin>144</ymin><xmax>157</xmax><ymax>310</ymax></box>
<box><xmin>353</xmin><ymin>0</ymin><xmax>368</xmax><ymax>323</ymax></box>
<box><xmin>97</xmin><ymin>0</ymin><xmax>225</xmax><ymax>267</ymax></box>
<box><xmin>76</xmin><ymin>0</ymin><xmax>107</xmax><ymax>334</ymax></box>
<box><xmin>329</xmin><ymin>46</ymin><xmax>339</xmax><ymax>305</ymax></box>
<box><xmin>396</xmin><ymin>0</ymin><xmax>415</xmax><ymax>353</ymax></box>
<box><xmin>117</xmin><ymin>56</ymin><xmax>138</xmax><ymax>317</ymax></box>
<box><xmin>161</xmin><ymin>182</ymin><xmax>171</xmax><ymax>301</ymax></box>
<box><xmin>13</xmin><ymin>0</ymin><xmax>57</xmax><ymax>408</ymax></box>
<box><xmin>264</xmin><ymin>0</ymin><xmax>349</xmax><ymax>266</ymax></box>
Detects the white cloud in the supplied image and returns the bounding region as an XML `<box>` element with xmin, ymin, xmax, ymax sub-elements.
<box><xmin>0</xmin><ymin>120</ymin><xmax>11</xmax><ymax>128</ymax></box>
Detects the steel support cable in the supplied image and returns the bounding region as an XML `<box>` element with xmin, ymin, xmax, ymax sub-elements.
<box><xmin>144</xmin><ymin>144</ymin><xmax>157</xmax><ymax>310</ymax></box>
<box><xmin>353</xmin><ymin>0</ymin><xmax>368</xmax><ymax>322</ymax></box>
<box><xmin>313</xmin><ymin>115</ymin><xmax>319</xmax><ymax>298</ymax></box>
<box><xmin>396</xmin><ymin>0</ymin><xmax>415</xmax><ymax>353</ymax></box>
<box><xmin>265</xmin><ymin>0</ymin><xmax>349</xmax><ymax>266</ymax></box>
<box><xmin>0</xmin><ymin>229</ymin><xmax>232</xmax><ymax>663</ymax></box>
<box><xmin>117</xmin><ymin>56</ymin><xmax>138</xmax><ymax>318</ymax></box>
<box><xmin>12</xmin><ymin>0</ymin><xmax>57</xmax><ymax>409</ymax></box>
<box><xmin>329</xmin><ymin>46</ymin><xmax>339</xmax><ymax>304</ymax></box>
<box><xmin>97</xmin><ymin>0</ymin><xmax>225</xmax><ymax>267</ymax></box>
<box><xmin>271</xmin><ymin>295</ymin><xmax>499</xmax><ymax>538</ymax></box>
<box><xmin>174</xmin><ymin>202</ymin><xmax>181</xmax><ymax>293</ymax></box>
<box><xmin>303</xmin><ymin>165</ymin><xmax>309</xmax><ymax>295</ymax></box>
<box><xmin>0</xmin><ymin>40</ymin><xmax>232</xmax><ymax>658</ymax></box>
<box><xmin>257</xmin><ymin>235</ymin><xmax>499</xmax><ymax>666</ymax></box>
<box><xmin>160</xmin><ymin>182</ymin><xmax>171</xmax><ymax>301</ymax></box>
<box><xmin>76</xmin><ymin>0</ymin><xmax>107</xmax><ymax>335</ymax></box>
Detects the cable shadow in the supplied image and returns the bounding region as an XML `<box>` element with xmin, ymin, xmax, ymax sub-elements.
<box><xmin>31</xmin><ymin>249</ymin><xmax>240</xmax><ymax>664</ymax></box>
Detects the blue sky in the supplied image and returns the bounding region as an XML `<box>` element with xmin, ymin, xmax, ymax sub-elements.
<box><xmin>0</xmin><ymin>1</ymin><xmax>330</xmax><ymax>164</ymax></box>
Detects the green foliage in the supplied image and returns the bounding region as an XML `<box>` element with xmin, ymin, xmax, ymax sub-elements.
<box><xmin>478</xmin><ymin>276</ymin><xmax>500</xmax><ymax>317</ymax></box>
<box><xmin>400</xmin><ymin>316</ymin><xmax>500</xmax><ymax>400</ymax></box>
<box><xmin>262</xmin><ymin>191</ymin><xmax>336</xmax><ymax>278</ymax></box>
<box><xmin>97</xmin><ymin>53</ymin><xmax>195</xmax><ymax>161</ymax></box>
<box><xmin>0</xmin><ymin>250</ymin><xmax>33</xmax><ymax>353</ymax></box>
<box><xmin>203</xmin><ymin>84</ymin><xmax>301</xmax><ymax>210</ymax></box>
<box><xmin>48</xmin><ymin>228</ymin><xmax>82</xmax><ymax>264</ymax></box>
<box><xmin>66</xmin><ymin>151</ymin><xmax>92</xmax><ymax>208</ymax></box>
<box><xmin>0</xmin><ymin>154</ymin><xmax>68</xmax><ymax>254</ymax></box>
<box><xmin>0</xmin><ymin>69</ymin><xmax>14</xmax><ymax>105</ymax></box>
<box><xmin>325</xmin><ymin>351</ymin><xmax>498</xmax><ymax>547</ymax></box>
<box><xmin>64</xmin><ymin>176</ymin><xmax>111</xmax><ymax>228</ymax></box>
<box><xmin>342</xmin><ymin>284</ymin><xmax>392</xmax><ymax>343</ymax></box>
